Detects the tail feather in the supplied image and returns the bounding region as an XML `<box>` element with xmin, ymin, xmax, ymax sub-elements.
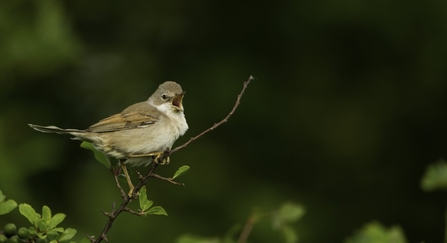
<box><xmin>28</xmin><ymin>124</ymin><xmax>85</xmax><ymax>134</ymax></box>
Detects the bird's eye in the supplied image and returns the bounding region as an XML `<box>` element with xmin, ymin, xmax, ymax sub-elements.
<box><xmin>161</xmin><ymin>94</ymin><xmax>168</xmax><ymax>100</ymax></box>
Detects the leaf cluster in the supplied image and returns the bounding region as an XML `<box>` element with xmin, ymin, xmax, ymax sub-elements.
<box><xmin>18</xmin><ymin>204</ymin><xmax>77</xmax><ymax>242</ymax></box>
<box><xmin>138</xmin><ymin>186</ymin><xmax>167</xmax><ymax>216</ymax></box>
<box><xmin>0</xmin><ymin>191</ymin><xmax>86</xmax><ymax>243</ymax></box>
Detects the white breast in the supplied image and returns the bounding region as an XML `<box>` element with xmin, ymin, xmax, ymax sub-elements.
<box><xmin>155</xmin><ymin>102</ymin><xmax>188</xmax><ymax>137</ymax></box>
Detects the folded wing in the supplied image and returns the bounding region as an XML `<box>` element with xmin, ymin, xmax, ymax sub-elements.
<box><xmin>87</xmin><ymin>102</ymin><xmax>160</xmax><ymax>133</ymax></box>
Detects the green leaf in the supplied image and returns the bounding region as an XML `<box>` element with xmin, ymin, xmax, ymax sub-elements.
<box><xmin>421</xmin><ymin>159</ymin><xmax>447</xmax><ymax>191</ymax></box>
<box><xmin>47</xmin><ymin>230</ymin><xmax>59</xmax><ymax>241</ymax></box>
<box><xmin>0</xmin><ymin>199</ymin><xmax>18</xmax><ymax>215</ymax></box>
<box><xmin>42</xmin><ymin>205</ymin><xmax>52</xmax><ymax>225</ymax></box>
<box><xmin>19</xmin><ymin>204</ymin><xmax>40</xmax><ymax>226</ymax></box>
<box><xmin>28</xmin><ymin>227</ymin><xmax>37</xmax><ymax>236</ymax></box>
<box><xmin>172</xmin><ymin>165</ymin><xmax>190</xmax><ymax>179</ymax></box>
<box><xmin>38</xmin><ymin>218</ymin><xmax>48</xmax><ymax>232</ymax></box>
<box><xmin>47</xmin><ymin>228</ymin><xmax>64</xmax><ymax>235</ymax></box>
<box><xmin>37</xmin><ymin>232</ymin><xmax>46</xmax><ymax>239</ymax></box>
<box><xmin>49</xmin><ymin>213</ymin><xmax>66</xmax><ymax>229</ymax></box>
<box><xmin>0</xmin><ymin>190</ymin><xmax>5</xmax><ymax>202</ymax></box>
<box><xmin>80</xmin><ymin>141</ymin><xmax>111</xmax><ymax>168</ymax></box>
<box><xmin>272</xmin><ymin>202</ymin><xmax>305</xmax><ymax>229</ymax></box>
<box><xmin>139</xmin><ymin>186</ymin><xmax>153</xmax><ymax>212</ymax></box>
<box><xmin>145</xmin><ymin>206</ymin><xmax>168</xmax><ymax>216</ymax></box>
<box><xmin>58</xmin><ymin>228</ymin><xmax>77</xmax><ymax>242</ymax></box>
<box><xmin>278</xmin><ymin>203</ymin><xmax>305</xmax><ymax>222</ymax></box>
<box><xmin>49</xmin><ymin>241</ymin><xmax>58</xmax><ymax>243</ymax></box>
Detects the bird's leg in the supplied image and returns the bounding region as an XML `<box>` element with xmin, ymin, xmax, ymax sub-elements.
<box><xmin>121</xmin><ymin>164</ymin><xmax>135</xmax><ymax>197</ymax></box>
<box><xmin>127</xmin><ymin>152</ymin><xmax>162</xmax><ymax>158</ymax></box>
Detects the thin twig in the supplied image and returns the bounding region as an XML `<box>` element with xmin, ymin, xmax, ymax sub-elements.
<box><xmin>150</xmin><ymin>173</ymin><xmax>185</xmax><ymax>186</ymax></box>
<box><xmin>91</xmin><ymin>164</ymin><xmax>158</xmax><ymax>243</ymax></box>
<box><xmin>112</xmin><ymin>167</ymin><xmax>127</xmax><ymax>199</ymax></box>
<box><xmin>131</xmin><ymin>163</ymin><xmax>159</xmax><ymax>198</ymax></box>
<box><xmin>92</xmin><ymin>193</ymin><xmax>130</xmax><ymax>243</ymax></box>
<box><xmin>123</xmin><ymin>207</ymin><xmax>142</xmax><ymax>216</ymax></box>
<box><xmin>170</xmin><ymin>75</ymin><xmax>254</xmax><ymax>154</ymax></box>
<box><xmin>237</xmin><ymin>214</ymin><xmax>257</xmax><ymax>243</ymax></box>
<box><xmin>90</xmin><ymin>76</ymin><xmax>253</xmax><ymax>243</ymax></box>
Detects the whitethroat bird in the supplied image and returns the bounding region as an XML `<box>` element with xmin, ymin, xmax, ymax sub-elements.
<box><xmin>29</xmin><ymin>81</ymin><xmax>188</xmax><ymax>196</ymax></box>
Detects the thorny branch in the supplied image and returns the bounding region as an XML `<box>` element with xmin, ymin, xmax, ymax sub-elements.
<box><xmin>170</xmin><ymin>75</ymin><xmax>254</xmax><ymax>154</ymax></box>
<box><xmin>89</xmin><ymin>76</ymin><xmax>253</xmax><ymax>243</ymax></box>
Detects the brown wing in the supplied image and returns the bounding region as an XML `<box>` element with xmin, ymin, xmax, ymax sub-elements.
<box><xmin>87</xmin><ymin>102</ymin><xmax>160</xmax><ymax>133</ymax></box>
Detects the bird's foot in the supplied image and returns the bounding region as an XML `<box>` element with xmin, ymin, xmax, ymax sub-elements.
<box><xmin>153</xmin><ymin>149</ymin><xmax>171</xmax><ymax>165</ymax></box>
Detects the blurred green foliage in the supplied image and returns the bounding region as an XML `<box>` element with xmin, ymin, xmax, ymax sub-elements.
<box><xmin>177</xmin><ymin>236</ymin><xmax>221</xmax><ymax>243</ymax></box>
<box><xmin>176</xmin><ymin>202</ymin><xmax>304</xmax><ymax>243</ymax></box>
<box><xmin>1</xmin><ymin>0</ymin><xmax>447</xmax><ymax>242</ymax></box>
<box><xmin>421</xmin><ymin>159</ymin><xmax>447</xmax><ymax>192</ymax></box>
<box><xmin>345</xmin><ymin>221</ymin><xmax>407</xmax><ymax>243</ymax></box>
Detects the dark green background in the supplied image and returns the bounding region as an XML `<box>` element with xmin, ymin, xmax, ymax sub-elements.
<box><xmin>1</xmin><ymin>0</ymin><xmax>446</xmax><ymax>242</ymax></box>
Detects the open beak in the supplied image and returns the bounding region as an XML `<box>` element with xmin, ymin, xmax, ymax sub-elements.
<box><xmin>171</xmin><ymin>91</ymin><xmax>185</xmax><ymax>111</ymax></box>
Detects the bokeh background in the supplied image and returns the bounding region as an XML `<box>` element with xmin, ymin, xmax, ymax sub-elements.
<box><xmin>1</xmin><ymin>0</ymin><xmax>447</xmax><ymax>242</ymax></box>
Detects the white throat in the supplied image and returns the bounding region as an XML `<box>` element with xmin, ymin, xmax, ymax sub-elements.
<box><xmin>153</xmin><ymin>102</ymin><xmax>188</xmax><ymax>136</ymax></box>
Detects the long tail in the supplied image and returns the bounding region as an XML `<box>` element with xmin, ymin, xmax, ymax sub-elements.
<box><xmin>28</xmin><ymin>124</ymin><xmax>85</xmax><ymax>134</ymax></box>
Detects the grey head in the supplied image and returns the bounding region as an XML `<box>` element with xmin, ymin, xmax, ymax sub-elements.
<box><xmin>148</xmin><ymin>81</ymin><xmax>185</xmax><ymax>111</ymax></box>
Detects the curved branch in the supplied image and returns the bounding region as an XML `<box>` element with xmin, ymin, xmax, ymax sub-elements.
<box><xmin>90</xmin><ymin>75</ymin><xmax>254</xmax><ymax>243</ymax></box>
